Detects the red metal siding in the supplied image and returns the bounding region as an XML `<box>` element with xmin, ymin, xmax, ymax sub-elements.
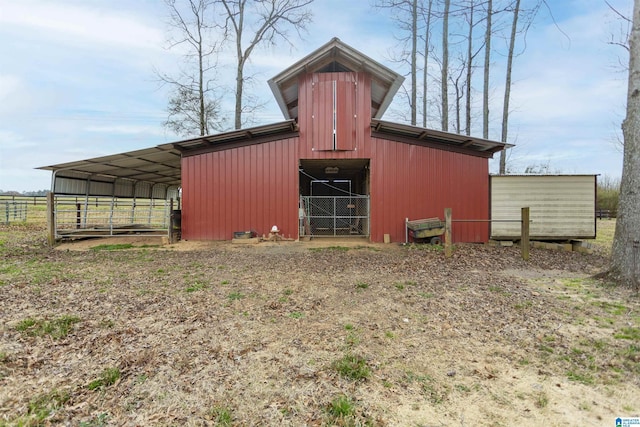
<box><xmin>181</xmin><ymin>70</ymin><xmax>490</xmax><ymax>243</ymax></box>
<box><xmin>369</xmin><ymin>137</ymin><xmax>489</xmax><ymax>243</ymax></box>
<box><xmin>181</xmin><ymin>137</ymin><xmax>300</xmax><ymax>240</ymax></box>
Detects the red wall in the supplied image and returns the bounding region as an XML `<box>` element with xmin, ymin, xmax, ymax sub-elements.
<box><xmin>369</xmin><ymin>138</ymin><xmax>489</xmax><ymax>243</ymax></box>
<box><xmin>181</xmin><ymin>71</ymin><xmax>490</xmax><ymax>243</ymax></box>
<box><xmin>181</xmin><ymin>138</ymin><xmax>300</xmax><ymax>240</ymax></box>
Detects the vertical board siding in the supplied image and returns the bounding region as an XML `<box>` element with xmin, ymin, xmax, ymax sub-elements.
<box><xmin>369</xmin><ymin>137</ymin><xmax>489</xmax><ymax>243</ymax></box>
<box><xmin>181</xmin><ymin>138</ymin><xmax>299</xmax><ymax>240</ymax></box>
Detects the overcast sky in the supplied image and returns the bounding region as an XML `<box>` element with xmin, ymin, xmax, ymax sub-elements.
<box><xmin>0</xmin><ymin>0</ymin><xmax>632</xmax><ymax>192</ymax></box>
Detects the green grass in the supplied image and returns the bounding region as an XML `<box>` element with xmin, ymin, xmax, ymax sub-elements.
<box><xmin>567</xmin><ymin>370</ymin><xmax>595</xmax><ymax>385</ymax></box>
<box><xmin>208</xmin><ymin>406</ymin><xmax>233</xmax><ymax>426</ymax></box>
<box><xmin>333</xmin><ymin>354</ymin><xmax>371</xmax><ymax>381</ymax></box>
<box><xmin>308</xmin><ymin>245</ymin><xmax>351</xmax><ymax>253</ymax></box>
<box><xmin>90</xmin><ymin>243</ymin><xmax>135</xmax><ymax>251</ymax></box>
<box><xmin>227</xmin><ymin>291</ymin><xmax>244</xmax><ymax>301</ymax></box>
<box><xmin>88</xmin><ymin>367</ymin><xmax>121</xmax><ymax>390</ymax></box>
<box><xmin>592</xmin><ymin>301</ymin><xmax>627</xmax><ymax>315</ymax></box>
<box><xmin>185</xmin><ymin>280</ymin><xmax>209</xmax><ymax>292</ymax></box>
<box><xmin>15</xmin><ymin>315</ymin><xmax>80</xmax><ymax>339</ymax></box>
<box><xmin>288</xmin><ymin>311</ymin><xmax>304</xmax><ymax>319</ymax></box>
<box><xmin>614</xmin><ymin>327</ymin><xmax>640</xmax><ymax>340</ymax></box>
<box><xmin>27</xmin><ymin>389</ymin><xmax>70</xmax><ymax>422</ymax></box>
<box><xmin>355</xmin><ymin>282</ymin><xmax>369</xmax><ymax>289</ymax></box>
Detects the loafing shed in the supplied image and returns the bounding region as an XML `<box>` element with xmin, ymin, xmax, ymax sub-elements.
<box><xmin>41</xmin><ymin>38</ymin><xmax>509</xmax><ymax>243</ymax></box>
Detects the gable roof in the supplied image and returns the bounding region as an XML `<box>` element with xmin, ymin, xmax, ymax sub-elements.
<box><xmin>268</xmin><ymin>37</ymin><xmax>404</xmax><ymax>120</ymax></box>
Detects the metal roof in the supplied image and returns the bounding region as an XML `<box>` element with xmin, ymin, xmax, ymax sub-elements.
<box><xmin>39</xmin><ymin>146</ymin><xmax>183</xmax><ymax>186</ymax></box>
<box><xmin>268</xmin><ymin>38</ymin><xmax>405</xmax><ymax>120</ymax></box>
<box><xmin>371</xmin><ymin>119</ymin><xmax>512</xmax><ymax>158</ymax></box>
<box><xmin>38</xmin><ymin>120</ymin><xmax>299</xmax><ymax>189</ymax></box>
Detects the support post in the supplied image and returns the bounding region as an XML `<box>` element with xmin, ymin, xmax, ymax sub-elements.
<box><xmin>47</xmin><ymin>192</ymin><xmax>55</xmax><ymax>246</ymax></box>
<box><xmin>521</xmin><ymin>207</ymin><xmax>530</xmax><ymax>261</ymax></box>
<box><xmin>169</xmin><ymin>198</ymin><xmax>175</xmax><ymax>244</ymax></box>
<box><xmin>444</xmin><ymin>208</ymin><xmax>452</xmax><ymax>258</ymax></box>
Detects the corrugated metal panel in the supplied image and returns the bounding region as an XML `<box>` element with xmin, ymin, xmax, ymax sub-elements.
<box><xmin>88</xmin><ymin>180</ymin><xmax>114</xmax><ymax>197</ymax></box>
<box><xmin>181</xmin><ymin>138</ymin><xmax>300</xmax><ymax>240</ymax></box>
<box><xmin>114</xmin><ymin>180</ymin><xmax>134</xmax><ymax>198</ymax></box>
<box><xmin>54</xmin><ymin>177</ymin><xmax>88</xmax><ymax>195</ymax></box>
<box><xmin>369</xmin><ymin>137</ymin><xmax>489</xmax><ymax>243</ymax></box>
<box><xmin>490</xmin><ymin>175</ymin><xmax>596</xmax><ymax>239</ymax></box>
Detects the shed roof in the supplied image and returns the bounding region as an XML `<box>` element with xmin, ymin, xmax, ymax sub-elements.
<box><xmin>371</xmin><ymin>119</ymin><xmax>511</xmax><ymax>158</ymax></box>
<box><xmin>268</xmin><ymin>37</ymin><xmax>405</xmax><ymax>120</ymax></box>
<box><xmin>38</xmin><ymin>121</ymin><xmax>298</xmax><ymax>189</ymax></box>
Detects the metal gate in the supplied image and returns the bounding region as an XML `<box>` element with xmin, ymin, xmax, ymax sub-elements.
<box><xmin>300</xmin><ymin>195</ymin><xmax>369</xmax><ymax>237</ymax></box>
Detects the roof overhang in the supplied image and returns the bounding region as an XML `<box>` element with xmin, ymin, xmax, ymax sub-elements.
<box><xmin>268</xmin><ymin>38</ymin><xmax>405</xmax><ymax>120</ymax></box>
<box><xmin>38</xmin><ymin>145</ymin><xmax>183</xmax><ymax>187</ymax></box>
<box><xmin>38</xmin><ymin>120</ymin><xmax>299</xmax><ymax>195</ymax></box>
<box><xmin>371</xmin><ymin>119</ymin><xmax>512</xmax><ymax>158</ymax></box>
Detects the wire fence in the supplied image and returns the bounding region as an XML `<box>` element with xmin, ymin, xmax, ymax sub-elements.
<box><xmin>300</xmin><ymin>195</ymin><xmax>369</xmax><ymax>237</ymax></box>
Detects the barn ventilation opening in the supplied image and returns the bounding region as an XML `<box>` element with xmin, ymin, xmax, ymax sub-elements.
<box><xmin>299</xmin><ymin>159</ymin><xmax>370</xmax><ymax>238</ymax></box>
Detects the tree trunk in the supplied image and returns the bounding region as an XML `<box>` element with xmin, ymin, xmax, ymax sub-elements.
<box><xmin>483</xmin><ymin>0</ymin><xmax>492</xmax><ymax>139</ymax></box>
<box><xmin>611</xmin><ymin>0</ymin><xmax>640</xmax><ymax>287</ymax></box>
<box><xmin>465</xmin><ymin>0</ymin><xmax>474</xmax><ymax>136</ymax></box>
<box><xmin>499</xmin><ymin>0</ymin><xmax>520</xmax><ymax>173</ymax></box>
<box><xmin>197</xmin><ymin>15</ymin><xmax>206</xmax><ymax>136</ymax></box>
<box><xmin>441</xmin><ymin>0</ymin><xmax>451</xmax><ymax>131</ymax></box>
<box><xmin>422</xmin><ymin>0</ymin><xmax>433</xmax><ymax>128</ymax></box>
<box><xmin>411</xmin><ymin>0</ymin><xmax>418</xmax><ymax>126</ymax></box>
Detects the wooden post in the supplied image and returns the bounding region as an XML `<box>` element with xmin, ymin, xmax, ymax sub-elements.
<box><xmin>47</xmin><ymin>192</ymin><xmax>55</xmax><ymax>246</ymax></box>
<box><xmin>444</xmin><ymin>208</ymin><xmax>452</xmax><ymax>258</ymax></box>
<box><xmin>521</xmin><ymin>207</ymin><xmax>530</xmax><ymax>261</ymax></box>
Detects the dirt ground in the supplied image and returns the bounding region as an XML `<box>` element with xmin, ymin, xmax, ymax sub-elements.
<box><xmin>1</xmin><ymin>223</ymin><xmax>639</xmax><ymax>426</ymax></box>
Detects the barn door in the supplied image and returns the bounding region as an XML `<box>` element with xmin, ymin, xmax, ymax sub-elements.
<box><xmin>311</xmin><ymin>78</ymin><xmax>357</xmax><ymax>151</ymax></box>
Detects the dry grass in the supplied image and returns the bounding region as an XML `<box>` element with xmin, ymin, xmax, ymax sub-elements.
<box><xmin>0</xmin><ymin>224</ymin><xmax>639</xmax><ymax>426</ymax></box>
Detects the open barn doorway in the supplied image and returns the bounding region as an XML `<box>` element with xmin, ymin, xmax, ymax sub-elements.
<box><xmin>299</xmin><ymin>159</ymin><xmax>370</xmax><ymax>238</ymax></box>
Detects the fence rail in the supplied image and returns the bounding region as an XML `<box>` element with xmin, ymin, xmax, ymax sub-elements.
<box><xmin>53</xmin><ymin>197</ymin><xmax>172</xmax><ymax>239</ymax></box>
<box><xmin>2</xmin><ymin>201</ymin><xmax>28</xmax><ymax>224</ymax></box>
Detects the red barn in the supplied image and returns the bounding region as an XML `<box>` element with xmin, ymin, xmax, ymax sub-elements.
<box><xmin>179</xmin><ymin>38</ymin><xmax>505</xmax><ymax>243</ymax></box>
<box><xmin>41</xmin><ymin>38</ymin><xmax>507</xmax><ymax>244</ymax></box>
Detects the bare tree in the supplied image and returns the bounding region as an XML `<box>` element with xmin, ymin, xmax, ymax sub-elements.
<box><xmin>422</xmin><ymin>0</ymin><xmax>434</xmax><ymax>127</ymax></box>
<box><xmin>611</xmin><ymin>0</ymin><xmax>640</xmax><ymax>288</ymax></box>
<box><xmin>216</xmin><ymin>0</ymin><xmax>313</xmax><ymax>129</ymax></box>
<box><xmin>482</xmin><ymin>0</ymin><xmax>492</xmax><ymax>139</ymax></box>
<box><xmin>159</xmin><ymin>0</ymin><xmax>225</xmax><ymax>136</ymax></box>
<box><xmin>442</xmin><ymin>0</ymin><xmax>451</xmax><ymax>131</ymax></box>
<box><xmin>499</xmin><ymin>0</ymin><xmax>519</xmax><ymax>173</ymax></box>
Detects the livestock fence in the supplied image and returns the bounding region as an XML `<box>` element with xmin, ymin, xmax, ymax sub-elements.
<box><xmin>1</xmin><ymin>200</ymin><xmax>28</xmax><ymax>224</ymax></box>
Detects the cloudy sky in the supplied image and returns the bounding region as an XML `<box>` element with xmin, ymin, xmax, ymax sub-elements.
<box><xmin>0</xmin><ymin>0</ymin><xmax>632</xmax><ymax>192</ymax></box>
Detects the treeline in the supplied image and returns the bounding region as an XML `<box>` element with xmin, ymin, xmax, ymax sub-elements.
<box><xmin>0</xmin><ymin>190</ymin><xmax>49</xmax><ymax>197</ymax></box>
<box><xmin>597</xmin><ymin>175</ymin><xmax>620</xmax><ymax>218</ymax></box>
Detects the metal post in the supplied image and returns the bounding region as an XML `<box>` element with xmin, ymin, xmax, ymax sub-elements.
<box><xmin>521</xmin><ymin>207</ymin><xmax>530</xmax><ymax>261</ymax></box>
<box><xmin>109</xmin><ymin>196</ymin><xmax>115</xmax><ymax>236</ymax></box>
<box><xmin>4</xmin><ymin>202</ymin><xmax>8</xmax><ymax>224</ymax></box>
